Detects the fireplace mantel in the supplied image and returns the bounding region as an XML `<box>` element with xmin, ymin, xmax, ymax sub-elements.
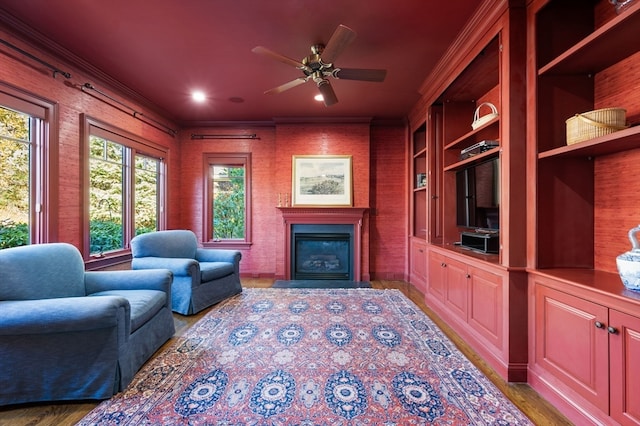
<box><xmin>278</xmin><ymin>207</ymin><xmax>368</xmax><ymax>280</ymax></box>
<box><xmin>279</xmin><ymin>207</ymin><xmax>367</xmax><ymax>223</ymax></box>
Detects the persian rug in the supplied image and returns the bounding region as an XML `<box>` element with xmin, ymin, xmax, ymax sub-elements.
<box><xmin>272</xmin><ymin>280</ymin><xmax>372</xmax><ymax>289</ymax></box>
<box><xmin>79</xmin><ymin>289</ymin><xmax>533</xmax><ymax>425</ymax></box>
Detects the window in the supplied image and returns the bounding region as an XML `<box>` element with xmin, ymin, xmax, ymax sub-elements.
<box><xmin>204</xmin><ymin>153</ymin><xmax>251</xmax><ymax>248</ymax></box>
<box><xmin>84</xmin><ymin>115</ymin><xmax>166</xmax><ymax>259</ymax></box>
<box><xmin>0</xmin><ymin>85</ymin><xmax>56</xmax><ymax>248</ymax></box>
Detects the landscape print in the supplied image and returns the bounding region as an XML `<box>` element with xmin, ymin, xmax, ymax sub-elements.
<box><xmin>292</xmin><ymin>156</ymin><xmax>352</xmax><ymax>206</ymax></box>
<box><xmin>299</xmin><ymin>160</ymin><xmax>345</xmax><ymax>195</ymax></box>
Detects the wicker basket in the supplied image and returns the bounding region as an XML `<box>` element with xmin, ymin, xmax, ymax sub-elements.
<box><xmin>565</xmin><ymin>108</ymin><xmax>627</xmax><ymax>145</ymax></box>
<box><xmin>471</xmin><ymin>102</ymin><xmax>498</xmax><ymax>130</ymax></box>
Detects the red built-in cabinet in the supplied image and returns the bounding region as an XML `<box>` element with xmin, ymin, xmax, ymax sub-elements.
<box><xmin>408</xmin><ymin>0</ymin><xmax>528</xmax><ymax>383</ymax></box>
<box><xmin>526</xmin><ymin>0</ymin><xmax>640</xmax><ymax>424</ymax></box>
<box><xmin>529</xmin><ymin>273</ymin><xmax>640</xmax><ymax>425</ymax></box>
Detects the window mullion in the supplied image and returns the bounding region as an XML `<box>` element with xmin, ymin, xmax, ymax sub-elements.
<box><xmin>124</xmin><ymin>147</ymin><xmax>134</xmax><ymax>248</ymax></box>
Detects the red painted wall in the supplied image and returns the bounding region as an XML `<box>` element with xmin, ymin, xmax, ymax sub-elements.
<box><xmin>273</xmin><ymin>122</ymin><xmax>371</xmax><ymax>279</ymax></box>
<box><xmin>369</xmin><ymin>125</ymin><xmax>408</xmax><ymax>280</ymax></box>
<box><xmin>0</xmin><ymin>25</ymin><xmax>408</xmax><ymax>279</ymax></box>
<box><xmin>177</xmin><ymin>125</ymin><xmax>278</xmax><ymax>276</ymax></box>
<box><xmin>0</xmin><ymin>26</ymin><xmax>181</xmax><ymax>252</ymax></box>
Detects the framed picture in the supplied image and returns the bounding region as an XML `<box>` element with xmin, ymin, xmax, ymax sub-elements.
<box><xmin>292</xmin><ymin>155</ymin><xmax>353</xmax><ymax>206</ymax></box>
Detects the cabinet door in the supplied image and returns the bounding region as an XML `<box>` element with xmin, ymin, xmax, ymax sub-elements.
<box><xmin>427</xmin><ymin>250</ymin><xmax>446</xmax><ymax>303</ymax></box>
<box><xmin>468</xmin><ymin>266</ymin><xmax>503</xmax><ymax>349</ymax></box>
<box><xmin>534</xmin><ymin>285</ymin><xmax>609</xmax><ymax>413</ymax></box>
<box><xmin>610</xmin><ymin>309</ymin><xmax>640</xmax><ymax>426</ymax></box>
<box><xmin>409</xmin><ymin>238</ymin><xmax>427</xmax><ymax>292</ymax></box>
<box><xmin>444</xmin><ymin>256</ymin><xmax>468</xmax><ymax>321</ymax></box>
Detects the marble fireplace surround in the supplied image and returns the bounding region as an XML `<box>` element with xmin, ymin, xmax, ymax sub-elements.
<box><xmin>278</xmin><ymin>207</ymin><xmax>368</xmax><ymax>281</ymax></box>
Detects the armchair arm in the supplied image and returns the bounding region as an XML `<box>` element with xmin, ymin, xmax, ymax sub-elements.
<box><xmin>84</xmin><ymin>269</ymin><xmax>173</xmax><ymax>295</ymax></box>
<box><xmin>131</xmin><ymin>257</ymin><xmax>198</xmax><ymax>277</ymax></box>
<box><xmin>0</xmin><ymin>296</ymin><xmax>130</xmax><ymax>336</ymax></box>
<box><xmin>196</xmin><ymin>248</ymin><xmax>241</xmax><ymax>265</ymax></box>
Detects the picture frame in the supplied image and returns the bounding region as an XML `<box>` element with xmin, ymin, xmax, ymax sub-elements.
<box><xmin>292</xmin><ymin>155</ymin><xmax>353</xmax><ymax>206</ymax></box>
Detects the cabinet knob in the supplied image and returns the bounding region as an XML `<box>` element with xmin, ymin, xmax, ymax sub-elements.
<box><xmin>441</xmin><ymin>262</ymin><xmax>446</xmax><ymax>267</ymax></box>
<box><xmin>595</xmin><ymin>321</ymin><xmax>605</xmax><ymax>329</ymax></box>
<box><xmin>607</xmin><ymin>326</ymin><xmax>618</xmax><ymax>335</ymax></box>
<box><xmin>466</xmin><ymin>274</ymin><xmax>471</xmax><ymax>279</ymax></box>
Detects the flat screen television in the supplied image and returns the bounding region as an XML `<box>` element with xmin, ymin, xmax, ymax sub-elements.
<box><xmin>456</xmin><ymin>157</ymin><xmax>500</xmax><ymax>231</ymax></box>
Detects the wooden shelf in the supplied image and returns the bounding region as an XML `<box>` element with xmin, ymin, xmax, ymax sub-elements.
<box><xmin>530</xmin><ymin>268</ymin><xmax>640</xmax><ymax>307</ymax></box>
<box><xmin>432</xmin><ymin>241</ymin><xmax>501</xmax><ymax>265</ymax></box>
<box><xmin>444</xmin><ymin>116</ymin><xmax>500</xmax><ymax>151</ymax></box>
<box><xmin>538</xmin><ymin>2</ymin><xmax>640</xmax><ymax>76</ymax></box>
<box><xmin>443</xmin><ymin>148</ymin><xmax>500</xmax><ymax>172</ymax></box>
<box><xmin>538</xmin><ymin>124</ymin><xmax>640</xmax><ymax>159</ymax></box>
<box><xmin>413</xmin><ymin>148</ymin><xmax>427</xmax><ymax>158</ymax></box>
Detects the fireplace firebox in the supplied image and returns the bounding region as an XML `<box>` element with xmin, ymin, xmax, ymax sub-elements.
<box><xmin>291</xmin><ymin>224</ymin><xmax>353</xmax><ymax>280</ymax></box>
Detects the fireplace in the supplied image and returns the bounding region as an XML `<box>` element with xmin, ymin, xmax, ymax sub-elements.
<box><xmin>292</xmin><ymin>224</ymin><xmax>353</xmax><ymax>280</ymax></box>
<box><xmin>279</xmin><ymin>207</ymin><xmax>367</xmax><ymax>281</ymax></box>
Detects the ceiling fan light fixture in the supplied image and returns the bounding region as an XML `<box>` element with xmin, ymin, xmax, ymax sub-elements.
<box><xmin>314</xmin><ymin>94</ymin><xmax>324</xmax><ymax>102</ymax></box>
<box><xmin>252</xmin><ymin>24</ymin><xmax>386</xmax><ymax>106</ymax></box>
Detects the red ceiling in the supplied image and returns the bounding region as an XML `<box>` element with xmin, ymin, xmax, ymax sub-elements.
<box><xmin>0</xmin><ymin>0</ymin><xmax>481</xmax><ymax>125</ymax></box>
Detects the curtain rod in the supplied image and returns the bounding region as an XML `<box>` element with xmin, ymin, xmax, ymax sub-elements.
<box><xmin>1</xmin><ymin>36</ymin><xmax>177</xmax><ymax>137</ymax></box>
<box><xmin>191</xmin><ymin>134</ymin><xmax>258</xmax><ymax>140</ymax></box>
<box><xmin>0</xmin><ymin>38</ymin><xmax>71</xmax><ymax>79</ymax></box>
<box><xmin>80</xmin><ymin>83</ymin><xmax>177</xmax><ymax>136</ymax></box>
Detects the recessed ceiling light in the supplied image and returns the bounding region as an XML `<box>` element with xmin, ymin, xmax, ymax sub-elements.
<box><xmin>192</xmin><ymin>91</ymin><xmax>206</xmax><ymax>102</ymax></box>
<box><xmin>314</xmin><ymin>94</ymin><xmax>324</xmax><ymax>102</ymax></box>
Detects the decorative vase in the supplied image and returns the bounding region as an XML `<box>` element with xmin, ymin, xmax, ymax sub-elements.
<box><xmin>616</xmin><ymin>225</ymin><xmax>640</xmax><ymax>291</ymax></box>
<box><xmin>610</xmin><ymin>0</ymin><xmax>635</xmax><ymax>14</ymax></box>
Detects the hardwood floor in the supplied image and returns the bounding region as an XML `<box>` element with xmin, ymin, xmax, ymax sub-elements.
<box><xmin>0</xmin><ymin>279</ymin><xmax>573</xmax><ymax>426</ymax></box>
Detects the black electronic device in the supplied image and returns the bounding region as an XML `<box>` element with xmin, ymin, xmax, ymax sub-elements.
<box><xmin>460</xmin><ymin>232</ymin><xmax>499</xmax><ymax>254</ymax></box>
<box><xmin>456</xmin><ymin>157</ymin><xmax>500</xmax><ymax>231</ymax></box>
<box><xmin>460</xmin><ymin>140</ymin><xmax>499</xmax><ymax>160</ymax></box>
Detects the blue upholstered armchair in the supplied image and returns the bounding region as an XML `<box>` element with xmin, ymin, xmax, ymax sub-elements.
<box><xmin>0</xmin><ymin>243</ymin><xmax>175</xmax><ymax>406</ymax></box>
<box><xmin>130</xmin><ymin>230</ymin><xmax>242</xmax><ymax>315</ymax></box>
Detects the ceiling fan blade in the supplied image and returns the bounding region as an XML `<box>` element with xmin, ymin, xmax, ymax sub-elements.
<box><xmin>320</xmin><ymin>24</ymin><xmax>357</xmax><ymax>64</ymax></box>
<box><xmin>252</xmin><ymin>46</ymin><xmax>311</xmax><ymax>72</ymax></box>
<box><xmin>264</xmin><ymin>77</ymin><xmax>308</xmax><ymax>95</ymax></box>
<box><xmin>317</xmin><ymin>80</ymin><xmax>338</xmax><ymax>106</ymax></box>
<box><xmin>334</xmin><ymin>68</ymin><xmax>387</xmax><ymax>82</ymax></box>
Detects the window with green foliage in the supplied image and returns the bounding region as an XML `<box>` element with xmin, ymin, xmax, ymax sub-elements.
<box><xmin>204</xmin><ymin>153</ymin><xmax>251</xmax><ymax>247</ymax></box>
<box><xmin>84</xmin><ymin>116</ymin><xmax>166</xmax><ymax>257</ymax></box>
<box><xmin>0</xmin><ymin>87</ymin><xmax>54</xmax><ymax>249</ymax></box>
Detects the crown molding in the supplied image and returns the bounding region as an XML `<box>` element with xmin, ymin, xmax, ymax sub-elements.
<box><xmin>417</xmin><ymin>0</ymin><xmax>510</xmax><ymax>103</ymax></box>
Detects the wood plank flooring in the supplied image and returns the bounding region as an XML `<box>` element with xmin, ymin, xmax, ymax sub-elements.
<box><xmin>0</xmin><ymin>279</ymin><xmax>573</xmax><ymax>425</ymax></box>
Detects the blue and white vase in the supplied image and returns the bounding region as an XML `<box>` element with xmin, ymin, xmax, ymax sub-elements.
<box><xmin>616</xmin><ymin>225</ymin><xmax>640</xmax><ymax>291</ymax></box>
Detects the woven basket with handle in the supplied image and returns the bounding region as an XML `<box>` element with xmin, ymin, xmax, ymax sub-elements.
<box><xmin>565</xmin><ymin>108</ymin><xmax>627</xmax><ymax>145</ymax></box>
<box><xmin>471</xmin><ymin>102</ymin><xmax>499</xmax><ymax>130</ymax></box>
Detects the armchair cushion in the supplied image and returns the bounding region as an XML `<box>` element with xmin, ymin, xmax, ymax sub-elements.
<box><xmin>200</xmin><ymin>262</ymin><xmax>235</xmax><ymax>281</ymax></box>
<box><xmin>89</xmin><ymin>290</ymin><xmax>167</xmax><ymax>332</ymax></box>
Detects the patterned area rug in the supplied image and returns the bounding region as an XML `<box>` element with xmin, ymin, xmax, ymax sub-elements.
<box><xmin>79</xmin><ymin>289</ymin><xmax>533</xmax><ymax>425</ymax></box>
<box><xmin>272</xmin><ymin>280</ymin><xmax>372</xmax><ymax>288</ymax></box>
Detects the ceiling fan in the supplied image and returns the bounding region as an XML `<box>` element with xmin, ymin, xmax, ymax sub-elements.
<box><xmin>252</xmin><ymin>24</ymin><xmax>387</xmax><ymax>106</ymax></box>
